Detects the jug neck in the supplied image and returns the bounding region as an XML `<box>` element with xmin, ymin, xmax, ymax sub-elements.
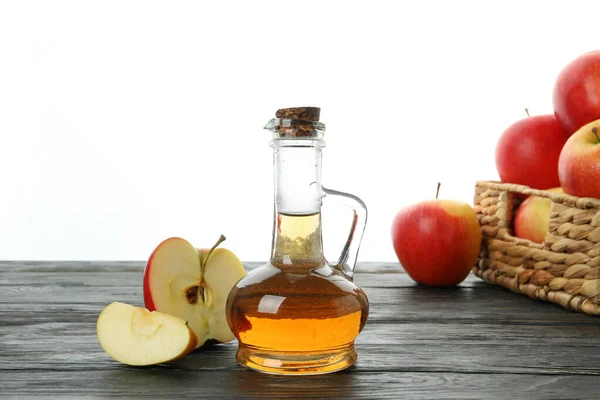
<box><xmin>271</xmin><ymin>140</ymin><xmax>324</xmax><ymax>215</ymax></box>
<box><xmin>269</xmin><ymin>140</ymin><xmax>326</xmax><ymax>267</ymax></box>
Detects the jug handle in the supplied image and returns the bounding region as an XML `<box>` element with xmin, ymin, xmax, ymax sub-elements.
<box><xmin>322</xmin><ymin>187</ymin><xmax>368</xmax><ymax>281</ymax></box>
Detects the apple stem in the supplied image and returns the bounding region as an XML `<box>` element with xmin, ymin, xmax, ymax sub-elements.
<box><xmin>525</xmin><ymin>108</ymin><xmax>530</xmax><ymax>117</ymax></box>
<box><xmin>202</xmin><ymin>234</ymin><xmax>226</xmax><ymax>270</ymax></box>
<box><xmin>592</xmin><ymin>127</ymin><xmax>600</xmax><ymax>142</ymax></box>
<box><xmin>190</xmin><ymin>235</ymin><xmax>227</xmax><ymax>305</ymax></box>
<box><xmin>199</xmin><ymin>234</ymin><xmax>226</xmax><ymax>278</ymax></box>
<box><xmin>436</xmin><ymin>182</ymin><xmax>441</xmax><ymax>200</ymax></box>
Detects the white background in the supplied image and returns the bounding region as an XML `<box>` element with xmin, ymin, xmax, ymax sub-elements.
<box><xmin>1</xmin><ymin>0</ymin><xmax>598</xmax><ymax>262</ymax></box>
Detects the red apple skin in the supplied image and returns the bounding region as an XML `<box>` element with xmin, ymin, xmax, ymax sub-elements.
<box><xmin>495</xmin><ymin>114</ymin><xmax>569</xmax><ymax>190</ymax></box>
<box><xmin>553</xmin><ymin>50</ymin><xmax>600</xmax><ymax>135</ymax></box>
<box><xmin>558</xmin><ymin>119</ymin><xmax>600</xmax><ymax>198</ymax></box>
<box><xmin>142</xmin><ymin>238</ymin><xmax>180</xmax><ymax>312</ymax></box>
<box><xmin>513</xmin><ymin>188</ymin><xmax>563</xmax><ymax>243</ymax></box>
<box><xmin>391</xmin><ymin>200</ymin><xmax>482</xmax><ymax>287</ymax></box>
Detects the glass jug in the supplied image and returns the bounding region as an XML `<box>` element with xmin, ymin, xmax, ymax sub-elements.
<box><xmin>226</xmin><ymin>107</ymin><xmax>369</xmax><ymax>375</ymax></box>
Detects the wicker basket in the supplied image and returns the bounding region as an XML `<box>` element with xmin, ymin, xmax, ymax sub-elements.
<box><xmin>473</xmin><ymin>180</ymin><xmax>600</xmax><ymax>316</ymax></box>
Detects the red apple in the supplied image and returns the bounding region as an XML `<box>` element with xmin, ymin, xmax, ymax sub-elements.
<box><xmin>391</xmin><ymin>196</ymin><xmax>482</xmax><ymax>286</ymax></box>
<box><xmin>514</xmin><ymin>187</ymin><xmax>563</xmax><ymax>243</ymax></box>
<box><xmin>558</xmin><ymin>119</ymin><xmax>600</xmax><ymax>198</ymax></box>
<box><xmin>553</xmin><ymin>50</ymin><xmax>600</xmax><ymax>135</ymax></box>
<box><xmin>495</xmin><ymin>112</ymin><xmax>569</xmax><ymax>190</ymax></box>
<box><xmin>143</xmin><ymin>235</ymin><xmax>246</xmax><ymax>348</ymax></box>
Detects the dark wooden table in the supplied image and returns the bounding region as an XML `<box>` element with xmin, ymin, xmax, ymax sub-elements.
<box><xmin>1</xmin><ymin>261</ymin><xmax>599</xmax><ymax>399</ymax></box>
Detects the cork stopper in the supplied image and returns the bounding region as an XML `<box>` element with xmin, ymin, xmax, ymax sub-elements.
<box><xmin>268</xmin><ymin>106</ymin><xmax>325</xmax><ymax>138</ymax></box>
<box><xmin>275</xmin><ymin>107</ymin><xmax>320</xmax><ymax>122</ymax></box>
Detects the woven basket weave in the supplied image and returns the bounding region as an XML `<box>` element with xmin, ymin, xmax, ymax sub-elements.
<box><xmin>473</xmin><ymin>180</ymin><xmax>600</xmax><ymax>316</ymax></box>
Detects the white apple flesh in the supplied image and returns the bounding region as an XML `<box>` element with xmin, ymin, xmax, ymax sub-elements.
<box><xmin>96</xmin><ymin>302</ymin><xmax>198</xmax><ymax>366</ymax></box>
<box><xmin>143</xmin><ymin>236</ymin><xmax>246</xmax><ymax>348</ymax></box>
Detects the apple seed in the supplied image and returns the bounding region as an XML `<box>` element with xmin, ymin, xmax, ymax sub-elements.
<box><xmin>185</xmin><ymin>283</ymin><xmax>211</xmax><ymax>305</ymax></box>
<box><xmin>186</xmin><ymin>286</ymin><xmax>199</xmax><ymax>304</ymax></box>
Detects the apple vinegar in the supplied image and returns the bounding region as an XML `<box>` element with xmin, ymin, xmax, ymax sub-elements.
<box><xmin>226</xmin><ymin>213</ymin><xmax>369</xmax><ymax>374</ymax></box>
<box><xmin>226</xmin><ymin>107</ymin><xmax>369</xmax><ymax>375</ymax></box>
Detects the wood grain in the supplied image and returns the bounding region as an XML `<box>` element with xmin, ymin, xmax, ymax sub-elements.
<box><xmin>2</xmin><ymin>370</ymin><xmax>599</xmax><ymax>399</ymax></box>
<box><xmin>1</xmin><ymin>261</ymin><xmax>599</xmax><ymax>398</ymax></box>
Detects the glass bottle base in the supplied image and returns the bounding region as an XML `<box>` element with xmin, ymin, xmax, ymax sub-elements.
<box><xmin>236</xmin><ymin>343</ymin><xmax>357</xmax><ymax>375</ymax></box>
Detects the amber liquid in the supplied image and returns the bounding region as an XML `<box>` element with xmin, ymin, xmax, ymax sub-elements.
<box><xmin>226</xmin><ymin>212</ymin><xmax>369</xmax><ymax>375</ymax></box>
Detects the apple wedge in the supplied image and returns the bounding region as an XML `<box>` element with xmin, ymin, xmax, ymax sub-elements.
<box><xmin>96</xmin><ymin>302</ymin><xmax>197</xmax><ymax>366</ymax></box>
<box><xmin>143</xmin><ymin>235</ymin><xmax>246</xmax><ymax>348</ymax></box>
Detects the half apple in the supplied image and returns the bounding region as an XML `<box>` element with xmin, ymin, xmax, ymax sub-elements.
<box><xmin>143</xmin><ymin>235</ymin><xmax>246</xmax><ymax>348</ymax></box>
<box><xmin>96</xmin><ymin>302</ymin><xmax>197</xmax><ymax>366</ymax></box>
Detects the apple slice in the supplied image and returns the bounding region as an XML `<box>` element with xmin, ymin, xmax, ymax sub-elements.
<box><xmin>96</xmin><ymin>302</ymin><xmax>197</xmax><ymax>366</ymax></box>
<box><xmin>143</xmin><ymin>235</ymin><xmax>246</xmax><ymax>348</ymax></box>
